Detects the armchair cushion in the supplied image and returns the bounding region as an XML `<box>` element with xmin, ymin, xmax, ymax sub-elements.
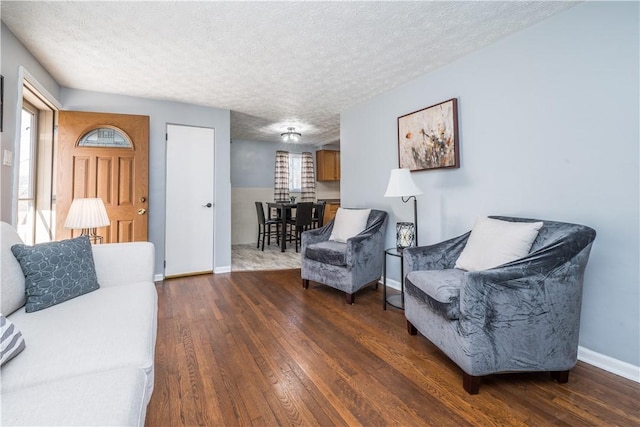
<box><xmin>329</xmin><ymin>208</ymin><xmax>371</xmax><ymax>242</ymax></box>
<box><xmin>405</xmin><ymin>269</ymin><xmax>465</xmax><ymax>320</ymax></box>
<box><xmin>406</xmin><ymin>269</ymin><xmax>465</xmax><ymax>304</ymax></box>
<box><xmin>305</xmin><ymin>241</ymin><xmax>348</xmax><ymax>266</ymax></box>
<box><xmin>454</xmin><ymin>217</ymin><xmax>543</xmax><ymax>271</ymax></box>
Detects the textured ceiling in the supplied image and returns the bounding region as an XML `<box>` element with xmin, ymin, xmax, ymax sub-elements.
<box><xmin>1</xmin><ymin>1</ymin><xmax>575</xmax><ymax>145</ymax></box>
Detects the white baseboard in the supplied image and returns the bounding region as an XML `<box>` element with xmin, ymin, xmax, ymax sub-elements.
<box><xmin>383</xmin><ymin>275</ymin><xmax>639</xmax><ymax>384</ymax></box>
<box><xmin>155</xmin><ymin>266</ymin><xmax>230</xmax><ymax>280</ymax></box>
<box><xmin>381</xmin><ymin>276</ymin><xmax>401</xmax><ymax>291</ymax></box>
<box><xmin>215</xmin><ymin>266</ymin><xmax>231</xmax><ymax>274</ymax></box>
<box><xmin>578</xmin><ymin>346</ymin><xmax>640</xmax><ymax>383</ymax></box>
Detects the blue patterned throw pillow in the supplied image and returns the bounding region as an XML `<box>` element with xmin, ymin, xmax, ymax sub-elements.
<box><xmin>11</xmin><ymin>236</ymin><xmax>100</xmax><ymax>313</ymax></box>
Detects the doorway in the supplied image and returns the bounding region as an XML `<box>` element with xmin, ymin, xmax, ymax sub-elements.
<box><xmin>165</xmin><ymin>124</ymin><xmax>215</xmax><ymax>278</ymax></box>
<box><xmin>16</xmin><ymin>101</ymin><xmax>38</xmax><ymax>244</ymax></box>
<box><xmin>15</xmin><ymin>81</ymin><xmax>56</xmax><ymax>244</ymax></box>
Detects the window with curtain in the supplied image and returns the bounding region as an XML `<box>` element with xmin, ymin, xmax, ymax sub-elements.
<box><xmin>274</xmin><ymin>150</ymin><xmax>316</xmax><ymax>202</ymax></box>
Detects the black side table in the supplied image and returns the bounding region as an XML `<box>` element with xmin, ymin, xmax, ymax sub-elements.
<box><xmin>383</xmin><ymin>247</ymin><xmax>404</xmax><ymax>310</ymax></box>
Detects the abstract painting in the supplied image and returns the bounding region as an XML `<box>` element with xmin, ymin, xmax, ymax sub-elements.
<box><xmin>398</xmin><ymin>98</ymin><xmax>459</xmax><ymax>171</ymax></box>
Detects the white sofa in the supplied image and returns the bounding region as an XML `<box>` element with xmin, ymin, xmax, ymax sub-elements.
<box><xmin>0</xmin><ymin>222</ymin><xmax>158</xmax><ymax>426</ymax></box>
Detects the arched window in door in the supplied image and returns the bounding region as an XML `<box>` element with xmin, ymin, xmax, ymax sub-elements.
<box><xmin>77</xmin><ymin>126</ymin><xmax>132</xmax><ymax>148</ymax></box>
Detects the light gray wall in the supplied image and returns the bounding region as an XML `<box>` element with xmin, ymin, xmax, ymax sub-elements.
<box><xmin>61</xmin><ymin>89</ymin><xmax>231</xmax><ymax>275</ymax></box>
<box><xmin>1</xmin><ymin>22</ymin><xmax>61</xmax><ymax>222</ymax></box>
<box><xmin>341</xmin><ymin>2</ymin><xmax>639</xmax><ymax>366</ymax></box>
<box><xmin>231</xmin><ymin>139</ymin><xmax>317</xmax><ymax>188</ymax></box>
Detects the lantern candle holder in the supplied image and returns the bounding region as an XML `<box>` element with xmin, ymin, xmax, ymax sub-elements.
<box><xmin>396</xmin><ymin>222</ymin><xmax>415</xmax><ymax>250</ymax></box>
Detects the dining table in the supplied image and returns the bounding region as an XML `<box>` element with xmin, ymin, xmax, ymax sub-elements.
<box><xmin>266</xmin><ymin>202</ymin><xmax>297</xmax><ymax>252</ymax></box>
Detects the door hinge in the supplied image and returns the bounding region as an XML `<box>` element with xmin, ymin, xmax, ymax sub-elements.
<box><xmin>164</xmin><ymin>260</ymin><xmax>166</xmax><ymax>268</ymax></box>
<box><xmin>165</xmin><ymin>133</ymin><xmax>168</xmax><ymax>141</ymax></box>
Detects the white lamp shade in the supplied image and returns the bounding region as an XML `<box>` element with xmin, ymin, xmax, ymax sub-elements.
<box><xmin>64</xmin><ymin>198</ymin><xmax>110</xmax><ymax>229</ymax></box>
<box><xmin>384</xmin><ymin>168</ymin><xmax>423</xmax><ymax>198</ymax></box>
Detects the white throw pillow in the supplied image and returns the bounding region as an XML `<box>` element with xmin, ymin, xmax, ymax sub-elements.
<box><xmin>454</xmin><ymin>217</ymin><xmax>543</xmax><ymax>271</ymax></box>
<box><xmin>1</xmin><ymin>222</ymin><xmax>27</xmax><ymax>316</ymax></box>
<box><xmin>329</xmin><ymin>208</ymin><xmax>371</xmax><ymax>243</ymax></box>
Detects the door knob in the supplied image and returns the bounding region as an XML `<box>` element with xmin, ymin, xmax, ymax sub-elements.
<box><xmin>203</xmin><ymin>203</ymin><xmax>212</xmax><ymax>208</ymax></box>
<box><xmin>138</xmin><ymin>208</ymin><xmax>147</xmax><ymax>215</ymax></box>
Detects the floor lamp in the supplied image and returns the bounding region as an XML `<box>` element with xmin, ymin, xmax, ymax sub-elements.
<box><xmin>64</xmin><ymin>198</ymin><xmax>110</xmax><ymax>244</ymax></box>
<box><xmin>384</xmin><ymin>168</ymin><xmax>423</xmax><ymax>248</ymax></box>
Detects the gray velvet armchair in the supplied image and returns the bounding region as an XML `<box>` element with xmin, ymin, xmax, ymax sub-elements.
<box><xmin>402</xmin><ymin>216</ymin><xmax>596</xmax><ymax>394</ymax></box>
<box><xmin>301</xmin><ymin>209</ymin><xmax>388</xmax><ymax>304</ymax></box>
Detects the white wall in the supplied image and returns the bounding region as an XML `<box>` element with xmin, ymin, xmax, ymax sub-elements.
<box><xmin>232</xmin><ymin>187</ymin><xmax>274</xmax><ymax>245</ymax></box>
<box><xmin>61</xmin><ymin>89</ymin><xmax>231</xmax><ymax>275</ymax></box>
<box><xmin>341</xmin><ymin>2</ymin><xmax>639</xmax><ymax>368</ymax></box>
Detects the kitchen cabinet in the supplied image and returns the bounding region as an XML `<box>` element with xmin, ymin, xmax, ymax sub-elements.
<box><xmin>323</xmin><ymin>201</ymin><xmax>340</xmax><ymax>225</ymax></box>
<box><xmin>316</xmin><ymin>150</ymin><xmax>340</xmax><ymax>181</ymax></box>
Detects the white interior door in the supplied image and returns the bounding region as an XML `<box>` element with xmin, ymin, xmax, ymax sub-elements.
<box><xmin>165</xmin><ymin>124</ymin><xmax>215</xmax><ymax>277</ymax></box>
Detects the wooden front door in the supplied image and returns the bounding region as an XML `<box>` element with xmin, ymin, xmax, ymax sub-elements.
<box><xmin>56</xmin><ymin>111</ymin><xmax>149</xmax><ymax>242</ymax></box>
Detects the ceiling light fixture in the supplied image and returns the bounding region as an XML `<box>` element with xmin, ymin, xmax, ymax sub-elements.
<box><xmin>281</xmin><ymin>127</ymin><xmax>302</xmax><ymax>143</ymax></box>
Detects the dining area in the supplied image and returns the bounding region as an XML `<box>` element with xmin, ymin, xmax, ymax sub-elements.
<box><xmin>229</xmin><ymin>142</ymin><xmax>341</xmax><ymax>270</ymax></box>
<box><xmin>256</xmin><ymin>200</ymin><xmax>328</xmax><ymax>252</ymax></box>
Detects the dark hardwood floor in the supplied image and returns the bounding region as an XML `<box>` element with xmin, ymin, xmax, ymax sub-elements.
<box><xmin>146</xmin><ymin>270</ymin><xmax>640</xmax><ymax>426</ymax></box>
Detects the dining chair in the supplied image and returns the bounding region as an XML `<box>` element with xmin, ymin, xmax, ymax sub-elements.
<box><xmin>287</xmin><ymin>202</ymin><xmax>313</xmax><ymax>252</ymax></box>
<box><xmin>255</xmin><ymin>202</ymin><xmax>280</xmax><ymax>251</ymax></box>
<box><xmin>312</xmin><ymin>201</ymin><xmax>326</xmax><ymax>229</ymax></box>
<box><xmin>272</xmin><ymin>203</ymin><xmax>293</xmax><ymax>239</ymax></box>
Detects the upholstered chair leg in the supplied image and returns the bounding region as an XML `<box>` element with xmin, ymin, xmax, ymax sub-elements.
<box><xmin>550</xmin><ymin>370</ymin><xmax>570</xmax><ymax>383</ymax></box>
<box><xmin>302</xmin><ymin>279</ymin><xmax>309</xmax><ymax>289</ymax></box>
<box><xmin>407</xmin><ymin>320</ymin><xmax>417</xmax><ymax>335</ymax></box>
<box><xmin>463</xmin><ymin>373</ymin><xmax>481</xmax><ymax>394</ymax></box>
<box><xmin>345</xmin><ymin>293</ymin><xmax>354</xmax><ymax>304</ymax></box>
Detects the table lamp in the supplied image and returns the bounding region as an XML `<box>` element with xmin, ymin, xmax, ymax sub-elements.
<box><xmin>64</xmin><ymin>198</ymin><xmax>110</xmax><ymax>244</ymax></box>
<box><xmin>384</xmin><ymin>168</ymin><xmax>423</xmax><ymax>249</ymax></box>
